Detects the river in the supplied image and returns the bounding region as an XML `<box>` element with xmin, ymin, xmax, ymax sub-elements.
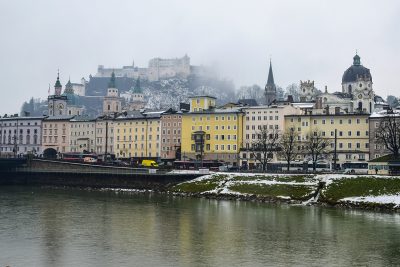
<box><xmin>0</xmin><ymin>186</ymin><xmax>399</xmax><ymax>267</ymax></box>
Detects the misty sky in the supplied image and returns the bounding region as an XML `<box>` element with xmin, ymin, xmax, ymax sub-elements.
<box><xmin>0</xmin><ymin>0</ymin><xmax>399</xmax><ymax>114</ymax></box>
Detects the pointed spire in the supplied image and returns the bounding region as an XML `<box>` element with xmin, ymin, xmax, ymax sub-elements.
<box><xmin>267</xmin><ymin>59</ymin><xmax>275</xmax><ymax>86</ymax></box>
<box><xmin>64</xmin><ymin>77</ymin><xmax>74</xmax><ymax>94</ymax></box>
<box><xmin>132</xmin><ymin>78</ymin><xmax>142</xmax><ymax>93</ymax></box>
<box><xmin>54</xmin><ymin>69</ymin><xmax>62</xmax><ymax>88</ymax></box>
<box><xmin>265</xmin><ymin>59</ymin><xmax>277</xmax><ymax>105</ymax></box>
<box><xmin>108</xmin><ymin>71</ymin><xmax>116</xmax><ymax>88</ymax></box>
<box><xmin>54</xmin><ymin>70</ymin><xmax>62</xmax><ymax>96</ymax></box>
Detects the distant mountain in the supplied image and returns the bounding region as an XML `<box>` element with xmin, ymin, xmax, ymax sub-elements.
<box><xmin>20</xmin><ymin>75</ymin><xmax>237</xmax><ymax>117</ymax></box>
<box><xmin>85</xmin><ymin>74</ymin><xmax>236</xmax><ymax>111</ymax></box>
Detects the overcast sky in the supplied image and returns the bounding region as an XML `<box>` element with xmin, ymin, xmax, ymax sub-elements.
<box><xmin>0</xmin><ymin>0</ymin><xmax>399</xmax><ymax>114</ymax></box>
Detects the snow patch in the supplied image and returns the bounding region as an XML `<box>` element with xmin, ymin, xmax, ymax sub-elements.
<box><xmin>340</xmin><ymin>195</ymin><xmax>400</xmax><ymax>207</ymax></box>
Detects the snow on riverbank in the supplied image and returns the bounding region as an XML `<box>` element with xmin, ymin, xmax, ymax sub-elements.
<box><xmin>340</xmin><ymin>195</ymin><xmax>400</xmax><ymax>207</ymax></box>
<box><xmin>173</xmin><ymin>172</ymin><xmax>400</xmax><ymax>208</ymax></box>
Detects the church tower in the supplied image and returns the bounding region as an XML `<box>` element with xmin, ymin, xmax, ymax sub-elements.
<box><xmin>342</xmin><ymin>54</ymin><xmax>374</xmax><ymax>113</ymax></box>
<box><xmin>127</xmin><ymin>78</ymin><xmax>146</xmax><ymax>111</ymax></box>
<box><xmin>299</xmin><ymin>80</ymin><xmax>315</xmax><ymax>102</ymax></box>
<box><xmin>54</xmin><ymin>71</ymin><xmax>62</xmax><ymax>96</ymax></box>
<box><xmin>103</xmin><ymin>71</ymin><xmax>122</xmax><ymax>115</ymax></box>
<box><xmin>265</xmin><ymin>60</ymin><xmax>277</xmax><ymax>105</ymax></box>
<box><xmin>48</xmin><ymin>71</ymin><xmax>68</xmax><ymax>116</ymax></box>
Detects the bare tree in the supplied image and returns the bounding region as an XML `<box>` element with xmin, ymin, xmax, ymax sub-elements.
<box><xmin>376</xmin><ymin>112</ymin><xmax>400</xmax><ymax>158</ymax></box>
<box><xmin>285</xmin><ymin>83</ymin><xmax>300</xmax><ymax>102</ymax></box>
<box><xmin>304</xmin><ymin>130</ymin><xmax>331</xmax><ymax>172</ymax></box>
<box><xmin>247</xmin><ymin>127</ymin><xmax>280</xmax><ymax>172</ymax></box>
<box><xmin>279</xmin><ymin>128</ymin><xmax>299</xmax><ymax>171</ymax></box>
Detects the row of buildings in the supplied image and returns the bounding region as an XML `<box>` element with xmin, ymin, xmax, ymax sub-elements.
<box><xmin>0</xmin><ymin>54</ymin><xmax>396</xmax><ymax>169</ymax></box>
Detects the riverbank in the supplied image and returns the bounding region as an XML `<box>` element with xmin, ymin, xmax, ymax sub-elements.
<box><xmin>170</xmin><ymin>173</ymin><xmax>400</xmax><ymax>212</ymax></box>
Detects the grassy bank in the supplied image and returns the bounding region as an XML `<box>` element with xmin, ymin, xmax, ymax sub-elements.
<box><xmin>171</xmin><ymin>173</ymin><xmax>318</xmax><ymax>201</ymax></box>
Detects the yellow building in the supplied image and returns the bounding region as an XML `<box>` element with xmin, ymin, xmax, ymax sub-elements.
<box><xmin>181</xmin><ymin>96</ymin><xmax>244</xmax><ymax>165</ymax></box>
<box><xmin>114</xmin><ymin>111</ymin><xmax>162</xmax><ymax>159</ymax></box>
<box><xmin>284</xmin><ymin>113</ymin><xmax>370</xmax><ymax>166</ymax></box>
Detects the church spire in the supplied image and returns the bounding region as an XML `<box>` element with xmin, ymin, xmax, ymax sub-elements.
<box><xmin>265</xmin><ymin>59</ymin><xmax>277</xmax><ymax>105</ymax></box>
<box><xmin>64</xmin><ymin>77</ymin><xmax>74</xmax><ymax>94</ymax></box>
<box><xmin>267</xmin><ymin>59</ymin><xmax>275</xmax><ymax>86</ymax></box>
<box><xmin>132</xmin><ymin>78</ymin><xmax>142</xmax><ymax>93</ymax></box>
<box><xmin>54</xmin><ymin>70</ymin><xmax>62</xmax><ymax>95</ymax></box>
<box><xmin>108</xmin><ymin>71</ymin><xmax>116</xmax><ymax>88</ymax></box>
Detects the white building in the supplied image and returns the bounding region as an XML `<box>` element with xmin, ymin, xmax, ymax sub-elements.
<box><xmin>240</xmin><ymin>103</ymin><xmax>302</xmax><ymax>169</ymax></box>
<box><xmin>95</xmin><ymin>55</ymin><xmax>210</xmax><ymax>81</ymax></box>
<box><xmin>70</xmin><ymin>116</ymin><xmax>97</xmax><ymax>153</ymax></box>
<box><xmin>0</xmin><ymin>115</ymin><xmax>44</xmax><ymax>157</ymax></box>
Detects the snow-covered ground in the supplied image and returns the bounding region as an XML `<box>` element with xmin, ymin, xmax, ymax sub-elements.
<box><xmin>174</xmin><ymin>172</ymin><xmax>400</xmax><ymax>207</ymax></box>
<box><xmin>340</xmin><ymin>195</ymin><xmax>400</xmax><ymax>207</ymax></box>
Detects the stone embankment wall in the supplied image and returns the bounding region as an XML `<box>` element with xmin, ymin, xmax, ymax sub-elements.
<box><xmin>0</xmin><ymin>159</ymin><xmax>201</xmax><ymax>190</ymax></box>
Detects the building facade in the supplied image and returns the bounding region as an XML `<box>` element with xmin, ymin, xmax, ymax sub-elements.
<box><xmin>114</xmin><ymin>111</ymin><xmax>162</xmax><ymax>159</ymax></box>
<box><xmin>368</xmin><ymin>110</ymin><xmax>399</xmax><ymax>160</ymax></box>
<box><xmin>42</xmin><ymin>116</ymin><xmax>74</xmax><ymax>157</ymax></box>
<box><xmin>0</xmin><ymin>116</ymin><xmax>43</xmax><ymax>157</ymax></box>
<box><xmin>181</xmin><ymin>96</ymin><xmax>244</xmax><ymax>165</ymax></box>
<box><xmin>95</xmin><ymin>115</ymin><xmax>115</xmax><ymax>155</ymax></box>
<box><xmin>160</xmin><ymin>109</ymin><xmax>183</xmax><ymax>160</ymax></box>
<box><xmin>70</xmin><ymin>116</ymin><xmax>96</xmax><ymax>153</ymax></box>
<box><xmin>240</xmin><ymin>104</ymin><xmax>301</xmax><ymax>168</ymax></box>
<box><xmin>284</xmin><ymin>113</ymin><xmax>370</xmax><ymax>165</ymax></box>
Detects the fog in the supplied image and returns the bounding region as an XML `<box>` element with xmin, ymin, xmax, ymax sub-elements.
<box><xmin>0</xmin><ymin>0</ymin><xmax>399</xmax><ymax>114</ymax></box>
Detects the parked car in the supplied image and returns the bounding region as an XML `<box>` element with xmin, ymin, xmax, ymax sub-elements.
<box><xmin>142</xmin><ymin>160</ymin><xmax>159</xmax><ymax>168</ymax></box>
<box><xmin>83</xmin><ymin>157</ymin><xmax>97</xmax><ymax>163</ymax></box>
<box><xmin>113</xmin><ymin>160</ymin><xmax>130</xmax><ymax>166</ymax></box>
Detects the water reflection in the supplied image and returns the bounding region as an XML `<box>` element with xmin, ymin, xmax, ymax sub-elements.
<box><xmin>0</xmin><ymin>187</ymin><xmax>399</xmax><ymax>267</ymax></box>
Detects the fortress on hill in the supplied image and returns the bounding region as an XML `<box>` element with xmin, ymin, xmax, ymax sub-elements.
<box><xmin>95</xmin><ymin>54</ymin><xmax>213</xmax><ymax>81</ymax></box>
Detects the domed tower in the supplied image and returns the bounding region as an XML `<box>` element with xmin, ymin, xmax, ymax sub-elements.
<box><xmin>103</xmin><ymin>71</ymin><xmax>122</xmax><ymax>115</ymax></box>
<box><xmin>342</xmin><ymin>54</ymin><xmax>374</xmax><ymax>113</ymax></box>
<box><xmin>265</xmin><ymin>60</ymin><xmax>277</xmax><ymax>105</ymax></box>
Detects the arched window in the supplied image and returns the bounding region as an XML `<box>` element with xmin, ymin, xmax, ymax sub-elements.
<box><xmin>348</xmin><ymin>85</ymin><xmax>352</xmax><ymax>94</ymax></box>
<box><xmin>358</xmin><ymin>102</ymin><xmax>363</xmax><ymax>111</ymax></box>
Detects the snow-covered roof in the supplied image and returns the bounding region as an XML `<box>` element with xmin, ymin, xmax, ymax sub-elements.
<box><xmin>292</xmin><ymin>102</ymin><xmax>315</xmax><ymax>108</ymax></box>
<box><xmin>370</xmin><ymin>110</ymin><xmax>400</xmax><ymax>118</ymax></box>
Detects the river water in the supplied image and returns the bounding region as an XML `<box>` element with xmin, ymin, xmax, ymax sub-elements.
<box><xmin>0</xmin><ymin>186</ymin><xmax>399</xmax><ymax>267</ymax></box>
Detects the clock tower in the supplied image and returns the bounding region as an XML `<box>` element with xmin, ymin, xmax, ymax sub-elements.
<box><xmin>48</xmin><ymin>72</ymin><xmax>68</xmax><ymax>116</ymax></box>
